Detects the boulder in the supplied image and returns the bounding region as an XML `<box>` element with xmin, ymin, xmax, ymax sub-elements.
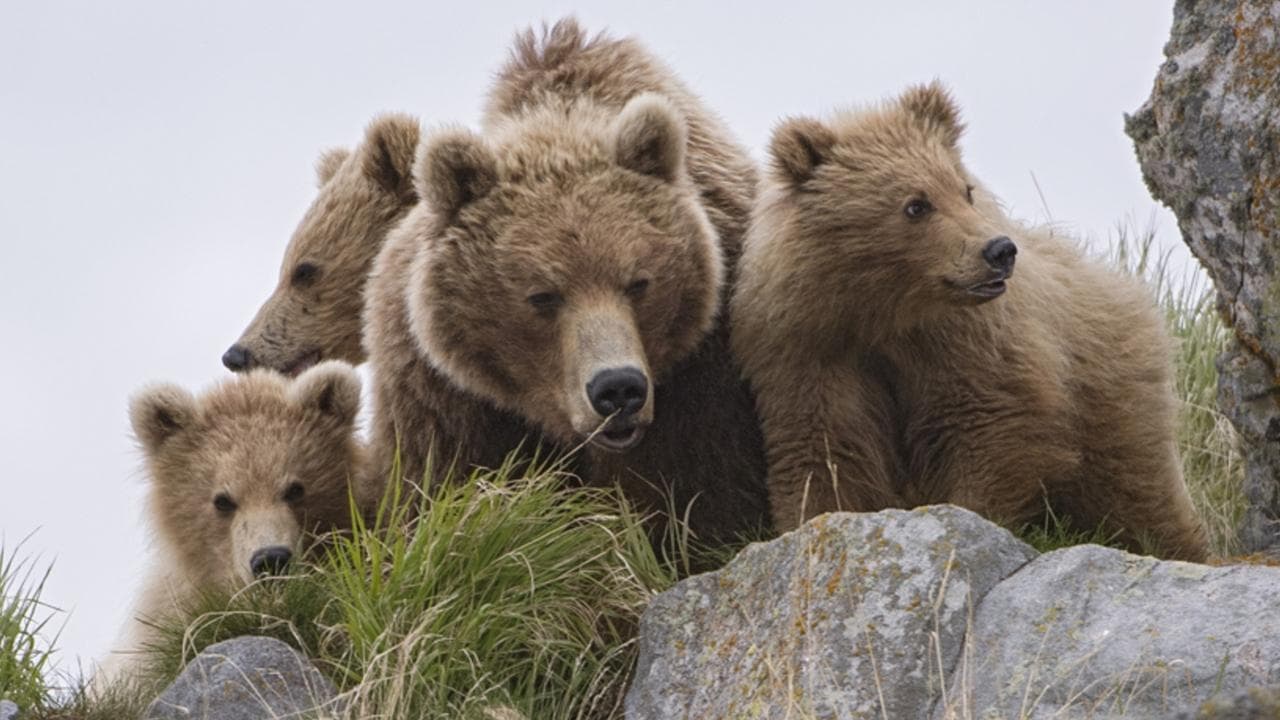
<box><xmin>942</xmin><ymin>545</ymin><xmax>1280</xmax><ymax>719</ymax></box>
<box><xmin>625</xmin><ymin>506</ymin><xmax>1037</xmax><ymax>719</ymax></box>
<box><xmin>142</xmin><ymin>635</ymin><xmax>340</xmax><ymax>719</ymax></box>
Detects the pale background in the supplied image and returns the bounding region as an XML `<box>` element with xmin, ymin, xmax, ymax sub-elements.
<box><xmin>0</xmin><ymin>1</ymin><xmax>1189</xmax><ymax>676</ymax></box>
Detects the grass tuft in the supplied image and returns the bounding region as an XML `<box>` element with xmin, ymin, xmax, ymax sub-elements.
<box><xmin>0</xmin><ymin>538</ymin><xmax>61</xmax><ymax>711</ymax></box>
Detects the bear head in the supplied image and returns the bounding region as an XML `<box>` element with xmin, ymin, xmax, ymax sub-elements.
<box><xmin>224</xmin><ymin>114</ymin><xmax>421</xmax><ymax>376</ymax></box>
<box><xmin>130</xmin><ymin>361</ymin><xmax>362</xmax><ymax>588</ymax></box>
<box><xmin>763</xmin><ymin>82</ymin><xmax>1016</xmax><ymax>342</ymax></box>
<box><xmin>406</xmin><ymin>93</ymin><xmax>722</xmax><ymax>452</ymax></box>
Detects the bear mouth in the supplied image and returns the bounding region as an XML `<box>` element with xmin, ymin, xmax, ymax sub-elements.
<box><xmin>967</xmin><ymin>275</ymin><xmax>1008</xmax><ymax>295</ymax></box>
<box><xmin>591</xmin><ymin>422</ymin><xmax>647</xmax><ymax>452</ymax></box>
<box><xmin>282</xmin><ymin>350</ymin><xmax>321</xmax><ymax>378</ymax></box>
<box><xmin>966</xmin><ymin>277</ymin><xmax>1008</xmax><ymax>300</ymax></box>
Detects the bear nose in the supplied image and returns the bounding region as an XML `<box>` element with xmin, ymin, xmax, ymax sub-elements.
<box><xmin>586</xmin><ymin>367</ymin><xmax>649</xmax><ymax>419</ymax></box>
<box><xmin>222</xmin><ymin>344</ymin><xmax>254</xmax><ymax>372</ymax></box>
<box><xmin>982</xmin><ymin>236</ymin><xmax>1017</xmax><ymax>274</ymax></box>
<box><xmin>249</xmin><ymin>546</ymin><xmax>293</xmax><ymax>577</ymax></box>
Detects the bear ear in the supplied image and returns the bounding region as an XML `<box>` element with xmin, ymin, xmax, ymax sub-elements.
<box><xmin>768</xmin><ymin>116</ymin><xmax>837</xmax><ymax>187</ymax></box>
<box><xmin>289</xmin><ymin>360</ymin><xmax>361</xmax><ymax>426</ymax></box>
<box><xmin>130</xmin><ymin>384</ymin><xmax>199</xmax><ymax>453</ymax></box>
<box><xmin>361</xmin><ymin>113</ymin><xmax>422</xmax><ymax>197</ymax></box>
<box><xmin>314</xmin><ymin>147</ymin><xmax>350</xmax><ymax>187</ymax></box>
<box><xmin>612</xmin><ymin>93</ymin><xmax>687</xmax><ymax>183</ymax></box>
<box><xmin>899</xmin><ymin>81</ymin><xmax>964</xmax><ymax>148</ymax></box>
<box><xmin>415</xmin><ymin>127</ymin><xmax>499</xmax><ymax>219</ymax></box>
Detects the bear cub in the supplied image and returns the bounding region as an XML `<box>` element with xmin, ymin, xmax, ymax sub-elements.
<box><xmin>96</xmin><ymin>362</ymin><xmax>366</xmax><ymax>685</ymax></box>
<box><xmin>732</xmin><ymin>82</ymin><xmax>1208</xmax><ymax>561</ymax></box>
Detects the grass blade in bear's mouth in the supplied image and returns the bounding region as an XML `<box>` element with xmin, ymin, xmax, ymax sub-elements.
<box><xmin>593</xmin><ymin>424</ymin><xmax>646</xmax><ymax>451</ymax></box>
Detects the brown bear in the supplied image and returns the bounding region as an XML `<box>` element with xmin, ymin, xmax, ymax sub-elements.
<box><xmin>731</xmin><ymin>82</ymin><xmax>1209</xmax><ymax>562</ymax></box>
<box><xmin>95</xmin><ymin>362</ymin><xmax>366</xmax><ymax>686</ymax></box>
<box><xmin>364</xmin><ymin>19</ymin><xmax>769</xmax><ymax>543</ymax></box>
<box><xmin>223</xmin><ymin>113</ymin><xmax>420</xmax><ymax>375</ymax></box>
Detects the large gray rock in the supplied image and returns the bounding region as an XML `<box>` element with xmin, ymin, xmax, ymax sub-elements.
<box><xmin>0</xmin><ymin>700</ymin><xmax>17</xmax><ymax>720</ymax></box>
<box><xmin>1126</xmin><ymin>0</ymin><xmax>1280</xmax><ymax>553</ymax></box>
<box><xmin>943</xmin><ymin>545</ymin><xmax>1280</xmax><ymax>719</ymax></box>
<box><xmin>625</xmin><ymin>506</ymin><xmax>1036</xmax><ymax>719</ymax></box>
<box><xmin>143</xmin><ymin>636</ymin><xmax>340</xmax><ymax>719</ymax></box>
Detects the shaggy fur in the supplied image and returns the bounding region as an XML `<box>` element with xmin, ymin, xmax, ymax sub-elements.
<box><xmin>226</xmin><ymin>114</ymin><xmax>420</xmax><ymax>374</ymax></box>
<box><xmin>366</xmin><ymin>18</ymin><xmax>768</xmax><ymax>542</ymax></box>
<box><xmin>731</xmin><ymin>82</ymin><xmax>1208</xmax><ymax>561</ymax></box>
<box><xmin>97</xmin><ymin>363</ymin><xmax>366</xmax><ymax>684</ymax></box>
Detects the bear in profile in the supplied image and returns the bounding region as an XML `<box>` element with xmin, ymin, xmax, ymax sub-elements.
<box><xmin>223</xmin><ymin>114</ymin><xmax>420</xmax><ymax>375</ymax></box>
<box><xmin>95</xmin><ymin>362</ymin><xmax>366</xmax><ymax>685</ymax></box>
<box><xmin>731</xmin><ymin>82</ymin><xmax>1208</xmax><ymax>561</ymax></box>
<box><xmin>364</xmin><ymin>18</ymin><xmax>768</xmax><ymax>542</ymax></box>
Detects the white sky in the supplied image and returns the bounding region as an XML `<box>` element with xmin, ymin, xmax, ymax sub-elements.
<box><xmin>0</xmin><ymin>1</ymin><xmax>1185</xmax><ymax>676</ymax></box>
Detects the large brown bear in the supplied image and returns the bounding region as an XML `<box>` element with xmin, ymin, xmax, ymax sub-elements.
<box><xmin>96</xmin><ymin>362</ymin><xmax>366</xmax><ymax>686</ymax></box>
<box><xmin>365</xmin><ymin>19</ymin><xmax>769</xmax><ymax>542</ymax></box>
<box><xmin>223</xmin><ymin>114</ymin><xmax>420</xmax><ymax>375</ymax></box>
<box><xmin>731</xmin><ymin>82</ymin><xmax>1208</xmax><ymax>562</ymax></box>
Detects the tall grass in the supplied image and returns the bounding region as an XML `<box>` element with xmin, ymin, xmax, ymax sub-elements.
<box><xmin>111</xmin><ymin>454</ymin><xmax>678</xmax><ymax>720</ymax></box>
<box><xmin>0</xmin><ymin>539</ymin><xmax>59</xmax><ymax>710</ymax></box>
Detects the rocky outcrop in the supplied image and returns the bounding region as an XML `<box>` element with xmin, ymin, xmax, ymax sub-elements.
<box><xmin>0</xmin><ymin>700</ymin><xmax>17</xmax><ymax>720</ymax></box>
<box><xmin>1126</xmin><ymin>0</ymin><xmax>1280</xmax><ymax>554</ymax></box>
<box><xmin>626</xmin><ymin>507</ymin><xmax>1280</xmax><ymax>719</ymax></box>
<box><xmin>142</xmin><ymin>636</ymin><xmax>340</xmax><ymax>719</ymax></box>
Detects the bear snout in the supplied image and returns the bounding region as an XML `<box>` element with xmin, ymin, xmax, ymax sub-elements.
<box><xmin>586</xmin><ymin>367</ymin><xmax>649</xmax><ymax>419</ymax></box>
<box><xmin>249</xmin><ymin>545</ymin><xmax>293</xmax><ymax>577</ymax></box>
<box><xmin>982</xmin><ymin>236</ymin><xmax>1017</xmax><ymax>275</ymax></box>
<box><xmin>222</xmin><ymin>344</ymin><xmax>254</xmax><ymax>372</ymax></box>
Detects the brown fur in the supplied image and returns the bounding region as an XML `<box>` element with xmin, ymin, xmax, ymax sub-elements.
<box><xmin>97</xmin><ymin>363</ymin><xmax>366</xmax><ymax>684</ymax></box>
<box><xmin>227</xmin><ymin>114</ymin><xmax>420</xmax><ymax>375</ymax></box>
<box><xmin>732</xmin><ymin>82</ymin><xmax>1208</xmax><ymax>561</ymax></box>
<box><xmin>367</xmin><ymin>18</ymin><xmax>768</xmax><ymax>542</ymax></box>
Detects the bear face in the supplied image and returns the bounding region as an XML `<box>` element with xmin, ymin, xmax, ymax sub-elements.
<box><xmin>405</xmin><ymin>95</ymin><xmax>722</xmax><ymax>451</ymax></box>
<box><xmin>763</xmin><ymin>82</ymin><xmax>1017</xmax><ymax>342</ymax></box>
<box><xmin>130</xmin><ymin>362</ymin><xmax>362</xmax><ymax>587</ymax></box>
<box><xmin>225</xmin><ymin>114</ymin><xmax>420</xmax><ymax>375</ymax></box>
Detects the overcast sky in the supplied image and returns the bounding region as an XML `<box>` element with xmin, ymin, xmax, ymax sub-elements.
<box><xmin>0</xmin><ymin>1</ymin><xmax>1185</xmax><ymax>676</ymax></box>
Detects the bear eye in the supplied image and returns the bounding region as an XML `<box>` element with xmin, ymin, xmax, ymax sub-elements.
<box><xmin>625</xmin><ymin>278</ymin><xmax>650</xmax><ymax>299</ymax></box>
<box><xmin>283</xmin><ymin>482</ymin><xmax>305</xmax><ymax>503</ymax></box>
<box><xmin>966</xmin><ymin>185</ymin><xmax>975</xmax><ymax>205</ymax></box>
<box><xmin>213</xmin><ymin>493</ymin><xmax>237</xmax><ymax>514</ymax></box>
<box><xmin>904</xmin><ymin>198</ymin><xmax>934</xmax><ymax>220</ymax></box>
<box><xmin>291</xmin><ymin>262</ymin><xmax>320</xmax><ymax>288</ymax></box>
<box><xmin>527</xmin><ymin>291</ymin><xmax>564</xmax><ymax>314</ymax></box>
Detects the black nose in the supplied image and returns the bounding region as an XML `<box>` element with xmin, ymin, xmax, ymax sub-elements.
<box><xmin>586</xmin><ymin>367</ymin><xmax>649</xmax><ymax>419</ymax></box>
<box><xmin>222</xmin><ymin>344</ymin><xmax>253</xmax><ymax>372</ymax></box>
<box><xmin>249</xmin><ymin>546</ymin><xmax>293</xmax><ymax>577</ymax></box>
<box><xmin>982</xmin><ymin>236</ymin><xmax>1017</xmax><ymax>273</ymax></box>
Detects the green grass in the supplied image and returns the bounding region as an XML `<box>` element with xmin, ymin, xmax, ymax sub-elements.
<box><xmin>86</xmin><ymin>453</ymin><xmax>679</xmax><ymax>720</ymax></box>
<box><xmin>0</xmin><ymin>539</ymin><xmax>60</xmax><ymax>711</ymax></box>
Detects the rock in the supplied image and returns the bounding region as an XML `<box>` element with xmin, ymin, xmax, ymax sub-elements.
<box><xmin>1126</xmin><ymin>0</ymin><xmax>1280</xmax><ymax>553</ymax></box>
<box><xmin>625</xmin><ymin>506</ymin><xmax>1037</xmax><ymax>719</ymax></box>
<box><xmin>143</xmin><ymin>636</ymin><xmax>340</xmax><ymax>719</ymax></box>
<box><xmin>943</xmin><ymin>545</ymin><xmax>1280</xmax><ymax>719</ymax></box>
<box><xmin>1175</xmin><ymin>686</ymin><xmax>1280</xmax><ymax>719</ymax></box>
<box><xmin>0</xmin><ymin>699</ymin><xmax>18</xmax><ymax>720</ymax></box>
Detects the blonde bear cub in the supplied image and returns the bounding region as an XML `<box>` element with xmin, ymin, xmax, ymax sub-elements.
<box><xmin>95</xmin><ymin>362</ymin><xmax>369</xmax><ymax>686</ymax></box>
